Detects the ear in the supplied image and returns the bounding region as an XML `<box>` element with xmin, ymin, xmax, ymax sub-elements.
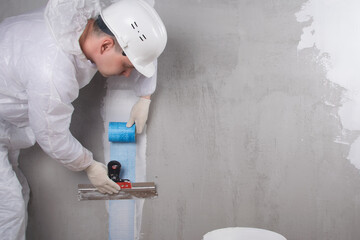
<box><xmin>100</xmin><ymin>37</ymin><xmax>115</xmax><ymax>54</ymax></box>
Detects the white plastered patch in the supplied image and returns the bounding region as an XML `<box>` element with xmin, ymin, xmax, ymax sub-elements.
<box><xmin>296</xmin><ymin>0</ymin><xmax>360</xmax><ymax>169</ymax></box>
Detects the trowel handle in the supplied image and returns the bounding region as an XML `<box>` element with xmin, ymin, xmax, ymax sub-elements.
<box><xmin>108</xmin><ymin>160</ymin><xmax>121</xmax><ymax>182</ymax></box>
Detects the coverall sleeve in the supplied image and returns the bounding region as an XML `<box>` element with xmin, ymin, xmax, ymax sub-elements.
<box><xmin>26</xmin><ymin>54</ymin><xmax>94</xmax><ymax>171</ymax></box>
<box><xmin>132</xmin><ymin>60</ymin><xmax>158</xmax><ymax>97</ymax></box>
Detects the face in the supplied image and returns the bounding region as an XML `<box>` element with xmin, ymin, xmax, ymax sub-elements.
<box><xmin>94</xmin><ymin>45</ymin><xmax>135</xmax><ymax>78</ymax></box>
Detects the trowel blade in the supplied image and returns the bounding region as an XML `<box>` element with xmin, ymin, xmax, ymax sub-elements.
<box><xmin>78</xmin><ymin>182</ymin><xmax>158</xmax><ymax>201</ymax></box>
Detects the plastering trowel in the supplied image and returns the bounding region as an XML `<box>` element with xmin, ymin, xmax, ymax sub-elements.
<box><xmin>78</xmin><ymin>160</ymin><xmax>158</xmax><ymax>201</ymax></box>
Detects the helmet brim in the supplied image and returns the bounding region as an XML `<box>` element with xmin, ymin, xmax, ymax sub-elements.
<box><xmin>133</xmin><ymin>60</ymin><xmax>155</xmax><ymax>78</ymax></box>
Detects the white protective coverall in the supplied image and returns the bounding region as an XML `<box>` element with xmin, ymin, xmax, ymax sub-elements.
<box><xmin>0</xmin><ymin>0</ymin><xmax>156</xmax><ymax>239</ymax></box>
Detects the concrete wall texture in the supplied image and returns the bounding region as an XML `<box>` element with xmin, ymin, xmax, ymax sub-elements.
<box><xmin>2</xmin><ymin>0</ymin><xmax>360</xmax><ymax>240</ymax></box>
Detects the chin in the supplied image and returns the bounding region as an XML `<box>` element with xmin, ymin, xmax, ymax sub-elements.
<box><xmin>99</xmin><ymin>71</ymin><xmax>109</xmax><ymax>78</ymax></box>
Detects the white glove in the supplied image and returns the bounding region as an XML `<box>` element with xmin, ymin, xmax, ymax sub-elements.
<box><xmin>85</xmin><ymin>161</ymin><xmax>120</xmax><ymax>194</ymax></box>
<box><xmin>126</xmin><ymin>97</ymin><xmax>151</xmax><ymax>134</ymax></box>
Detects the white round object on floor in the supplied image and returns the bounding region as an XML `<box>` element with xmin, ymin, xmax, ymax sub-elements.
<box><xmin>203</xmin><ymin>227</ymin><xmax>287</xmax><ymax>240</ymax></box>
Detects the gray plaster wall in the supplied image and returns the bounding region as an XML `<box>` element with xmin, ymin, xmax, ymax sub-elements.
<box><xmin>2</xmin><ymin>0</ymin><xmax>360</xmax><ymax>240</ymax></box>
<box><xmin>144</xmin><ymin>1</ymin><xmax>360</xmax><ymax>239</ymax></box>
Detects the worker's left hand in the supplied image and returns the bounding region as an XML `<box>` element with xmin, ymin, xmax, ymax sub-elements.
<box><xmin>126</xmin><ymin>97</ymin><xmax>151</xmax><ymax>134</ymax></box>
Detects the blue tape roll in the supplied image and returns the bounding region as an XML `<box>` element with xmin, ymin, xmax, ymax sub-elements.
<box><xmin>108</xmin><ymin>122</ymin><xmax>136</xmax><ymax>143</ymax></box>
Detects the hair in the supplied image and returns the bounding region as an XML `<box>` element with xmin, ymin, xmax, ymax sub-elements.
<box><xmin>93</xmin><ymin>15</ymin><xmax>122</xmax><ymax>52</ymax></box>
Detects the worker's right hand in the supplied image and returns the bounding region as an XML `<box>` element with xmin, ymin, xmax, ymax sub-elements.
<box><xmin>85</xmin><ymin>161</ymin><xmax>120</xmax><ymax>194</ymax></box>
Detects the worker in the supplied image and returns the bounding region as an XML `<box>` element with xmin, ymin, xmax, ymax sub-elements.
<box><xmin>0</xmin><ymin>0</ymin><xmax>167</xmax><ymax>239</ymax></box>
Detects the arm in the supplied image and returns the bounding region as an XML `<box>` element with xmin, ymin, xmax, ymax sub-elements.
<box><xmin>27</xmin><ymin>80</ymin><xmax>93</xmax><ymax>171</ymax></box>
<box><xmin>28</xmin><ymin>83</ymin><xmax>119</xmax><ymax>194</ymax></box>
<box><xmin>26</xmin><ymin>52</ymin><xmax>119</xmax><ymax>193</ymax></box>
<box><xmin>126</xmin><ymin>61</ymin><xmax>157</xmax><ymax>133</ymax></box>
<box><xmin>132</xmin><ymin>61</ymin><xmax>157</xmax><ymax>97</ymax></box>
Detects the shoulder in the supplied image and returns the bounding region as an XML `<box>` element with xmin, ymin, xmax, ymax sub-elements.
<box><xmin>49</xmin><ymin>52</ymin><xmax>81</xmax><ymax>103</ymax></box>
<box><xmin>26</xmin><ymin>48</ymin><xmax>80</xmax><ymax>104</ymax></box>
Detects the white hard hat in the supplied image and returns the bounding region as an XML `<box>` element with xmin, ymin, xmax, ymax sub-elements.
<box><xmin>100</xmin><ymin>0</ymin><xmax>167</xmax><ymax>77</ymax></box>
